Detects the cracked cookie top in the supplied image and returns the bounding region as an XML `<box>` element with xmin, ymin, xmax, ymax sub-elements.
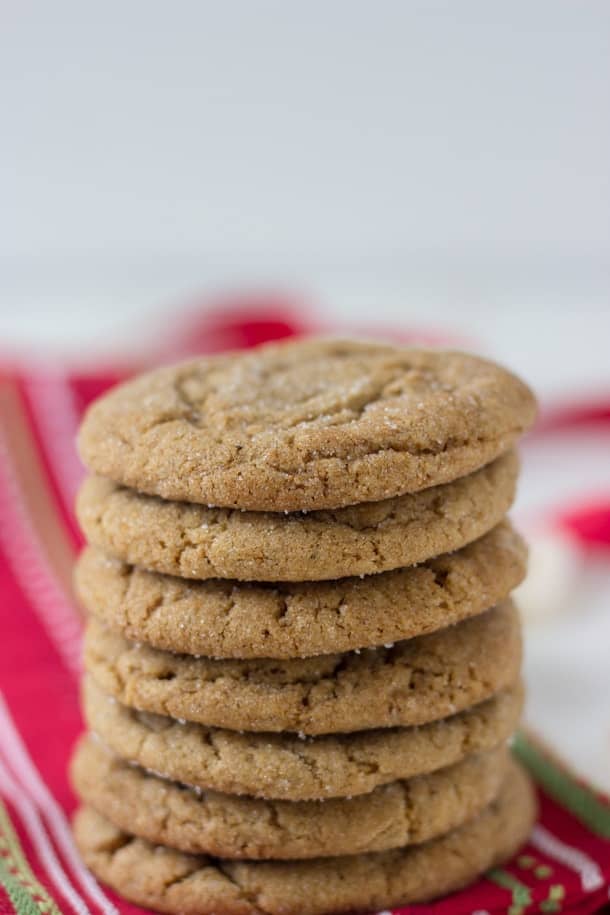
<box><xmin>82</xmin><ymin>677</ymin><xmax>523</xmax><ymax>800</ymax></box>
<box><xmin>77</xmin><ymin>340</ymin><xmax>537</xmax><ymax>511</ymax></box>
<box><xmin>71</xmin><ymin>734</ymin><xmax>508</xmax><ymax>859</ymax></box>
<box><xmin>83</xmin><ymin>602</ymin><xmax>521</xmax><ymax>735</ymax></box>
<box><xmin>75</xmin><ymin>520</ymin><xmax>526</xmax><ymax>657</ymax></box>
<box><xmin>75</xmin><ymin>451</ymin><xmax>519</xmax><ymax>582</ymax></box>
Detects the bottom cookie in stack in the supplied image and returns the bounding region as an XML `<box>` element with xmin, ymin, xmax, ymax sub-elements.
<box><xmin>73</xmin><ymin>759</ymin><xmax>536</xmax><ymax>915</ymax></box>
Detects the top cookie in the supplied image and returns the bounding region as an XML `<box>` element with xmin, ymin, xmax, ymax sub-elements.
<box><xmin>77</xmin><ymin>340</ymin><xmax>536</xmax><ymax>511</ymax></box>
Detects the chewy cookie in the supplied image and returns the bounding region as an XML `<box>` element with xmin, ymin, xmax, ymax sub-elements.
<box><xmin>83</xmin><ymin>678</ymin><xmax>523</xmax><ymax>801</ymax></box>
<box><xmin>76</xmin><ymin>520</ymin><xmax>526</xmax><ymax>658</ymax></box>
<box><xmin>76</xmin><ymin>451</ymin><xmax>518</xmax><ymax>582</ymax></box>
<box><xmin>84</xmin><ymin>602</ymin><xmax>521</xmax><ymax>735</ymax></box>
<box><xmin>77</xmin><ymin>341</ymin><xmax>536</xmax><ymax>512</ymax></box>
<box><xmin>73</xmin><ymin>759</ymin><xmax>537</xmax><ymax>915</ymax></box>
<box><xmin>73</xmin><ymin>339</ymin><xmax>536</xmax><ymax>910</ymax></box>
<box><xmin>72</xmin><ymin>735</ymin><xmax>507</xmax><ymax>859</ymax></box>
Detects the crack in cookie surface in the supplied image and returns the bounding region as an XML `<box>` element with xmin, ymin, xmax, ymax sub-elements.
<box><xmin>83</xmin><ymin>602</ymin><xmax>521</xmax><ymax>735</ymax></box>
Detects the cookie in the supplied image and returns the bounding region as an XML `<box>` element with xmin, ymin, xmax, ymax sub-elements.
<box><xmin>72</xmin><ymin>735</ymin><xmax>508</xmax><ymax>859</ymax></box>
<box><xmin>73</xmin><ymin>759</ymin><xmax>536</xmax><ymax>915</ymax></box>
<box><xmin>76</xmin><ymin>520</ymin><xmax>525</xmax><ymax>657</ymax></box>
<box><xmin>76</xmin><ymin>452</ymin><xmax>518</xmax><ymax>582</ymax></box>
<box><xmin>83</xmin><ymin>677</ymin><xmax>523</xmax><ymax>800</ymax></box>
<box><xmin>77</xmin><ymin>340</ymin><xmax>536</xmax><ymax>512</ymax></box>
<box><xmin>84</xmin><ymin>602</ymin><xmax>521</xmax><ymax>735</ymax></box>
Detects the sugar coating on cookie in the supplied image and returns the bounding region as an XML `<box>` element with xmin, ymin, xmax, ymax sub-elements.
<box><xmin>77</xmin><ymin>340</ymin><xmax>537</xmax><ymax>511</ymax></box>
<box><xmin>75</xmin><ymin>450</ymin><xmax>519</xmax><ymax>582</ymax></box>
<box><xmin>75</xmin><ymin>519</ymin><xmax>526</xmax><ymax>657</ymax></box>
<box><xmin>71</xmin><ymin>735</ymin><xmax>509</xmax><ymax>859</ymax></box>
<box><xmin>83</xmin><ymin>677</ymin><xmax>523</xmax><ymax>800</ymax></box>
<box><xmin>83</xmin><ymin>602</ymin><xmax>521</xmax><ymax>735</ymax></box>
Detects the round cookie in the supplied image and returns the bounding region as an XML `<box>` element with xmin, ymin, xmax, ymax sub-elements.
<box><xmin>73</xmin><ymin>760</ymin><xmax>536</xmax><ymax>915</ymax></box>
<box><xmin>76</xmin><ymin>520</ymin><xmax>525</xmax><ymax>657</ymax></box>
<box><xmin>84</xmin><ymin>602</ymin><xmax>521</xmax><ymax>735</ymax></box>
<box><xmin>77</xmin><ymin>340</ymin><xmax>537</xmax><ymax>512</ymax></box>
<box><xmin>76</xmin><ymin>452</ymin><xmax>518</xmax><ymax>582</ymax></box>
<box><xmin>72</xmin><ymin>735</ymin><xmax>508</xmax><ymax>859</ymax></box>
<box><xmin>83</xmin><ymin>678</ymin><xmax>523</xmax><ymax>800</ymax></box>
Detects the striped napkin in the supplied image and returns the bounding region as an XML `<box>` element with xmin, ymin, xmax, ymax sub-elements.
<box><xmin>1</xmin><ymin>303</ymin><xmax>609</xmax><ymax>915</ymax></box>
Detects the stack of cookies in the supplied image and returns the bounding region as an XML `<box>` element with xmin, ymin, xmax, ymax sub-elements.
<box><xmin>71</xmin><ymin>340</ymin><xmax>538</xmax><ymax>915</ymax></box>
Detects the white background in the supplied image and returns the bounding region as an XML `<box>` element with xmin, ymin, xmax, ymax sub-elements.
<box><xmin>2</xmin><ymin>0</ymin><xmax>610</xmax><ymax>399</ymax></box>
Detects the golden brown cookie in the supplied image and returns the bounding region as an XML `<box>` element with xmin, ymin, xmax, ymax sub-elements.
<box><xmin>77</xmin><ymin>340</ymin><xmax>536</xmax><ymax>512</ymax></box>
<box><xmin>76</xmin><ymin>452</ymin><xmax>518</xmax><ymax>582</ymax></box>
<box><xmin>71</xmin><ymin>735</ymin><xmax>508</xmax><ymax>859</ymax></box>
<box><xmin>84</xmin><ymin>602</ymin><xmax>521</xmax><ymax>735</ymax></box>
<box><xmin>82</xmin><ymin>677</ymin><xmax>523</xmax><ymax>800</ymax></box>
<box><xmin>75</xmin><ymin>520</ymin><xmax>526</xmax><ymax>657</ymax></box>
<box><xmin>73</xmin><ymin>759</ymin><xmax>536</xmax><ymax>915</ymax></box>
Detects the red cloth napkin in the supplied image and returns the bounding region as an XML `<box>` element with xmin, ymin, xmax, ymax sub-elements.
<box><xmin>1</xmin><ymin>305</ymin><xmax>609</xmax><ymax>915</ymax></box>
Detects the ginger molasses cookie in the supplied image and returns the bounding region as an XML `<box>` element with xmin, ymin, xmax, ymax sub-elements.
<box><xmin>76</xmin><ymin>520</ymin><xmax>525</xmax><ymax>657</ymax></box>
<box><xmin>77</xmin><ymin>340</ymin><xmax>537</xmax><ymax>512</ymax></box>
<box><xmin>75</xmin><ymin>520</ymin><xmax>525</xmax><ymax>657</ymax></box>
<box><xmin>83</xmin><ymin>677</ymin><xmax>523</xmax><ymax>801</ymax></box>
<box><xmin>76</xmin><ymin>451</ymin><xmax>518</xmax><ymax>582</ymax></box>
<box><xmin>73</xmin><ymin>760</ymin><xmax>536</xmax><ymax>915</ymax></box>
<box><xmin>72</xmin><ymin>736</ymin><xmax>508</xmax><ymax>859</ymax></box>
<box><xmin>84</xmin><ymin>602</ymin><xmax>521</xmax><ymax>735</ymax></box>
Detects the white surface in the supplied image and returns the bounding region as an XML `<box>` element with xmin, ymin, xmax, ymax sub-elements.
<box><xmin>517</xmin><ymin>430</ymin><xmax>610</xmax><ymax>793</ymax></box>
<box><xmin>514</xmin><ymin>531</ymin><xmax>583</xmax><ymax>624</ymax></box>
<box><xmin>2</xmin><ymin>1</ymin><xmax>609</xmax><ymax>391</ymax></box>
<box><xmin>523</xmin><ymin>550</ymin><xmax>610</xmax><ymax>793</ymax></box>
<box><xmin>3</xmin><ymin>1</ymin><xmax>609</xmax><ymax>258</ymax></box>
